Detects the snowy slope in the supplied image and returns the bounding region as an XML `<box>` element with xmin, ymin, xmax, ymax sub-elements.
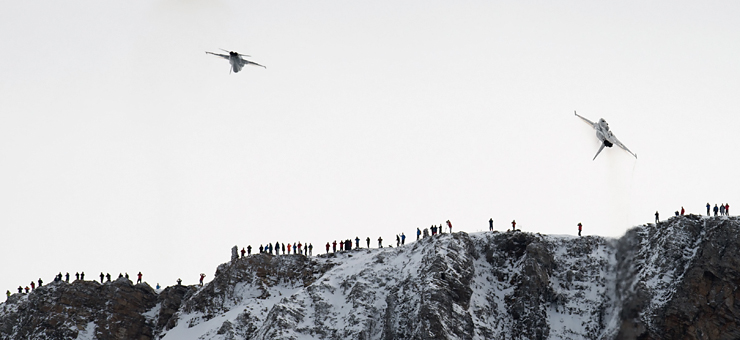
<box><xmin>3</xmin><ymin>216</ymin><xmax>739</xmax><ymax>340</ymax></box>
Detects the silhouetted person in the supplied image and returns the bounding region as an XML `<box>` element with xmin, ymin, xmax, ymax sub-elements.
<box><xmin>489</xmin><ymin>218</ymin><xmax>494</xmax><ymax>231</ymax></box>
<box><xmin>100</xmin><ymin>272</ymin><xmax>104</xmax><ymax>283</ymax></box>
<box><xmin>655</xmin><ymin>211</ymin><xmax>659</xmax><ymax>223</ymax></box>
<box><xmin>707</xmin><ymin>203</ymin><xmax>711</xmax><ymax>216</ymax></box>
<box><xmin>578</xmin><ymin>223</ymin><xmax>582</xmax><ymax>237</ymax></box>
<box><xmin>137</xmin><ymin>272</ymin><xmax>143</xmax><ymax>284</ymax></box>
<box><xmin>366</xmin><ymin>237</ymin><xmax>370</xmax><ymax>248</ymax></box>
<box><xmin>65</xmin><ymin>272</ymin><xmax>70</xmax><ymax>283</ymax></box>
<box><xmin>378</xmin><ymin>237</ymin><xmax>383</xmax><ymax>248</ymax></box>
<box><xmin>75</xmin><ymin>272</ymin><xmax>80</xmax><ymax>281</ymax></box>
<box><xmin>80</xmin><ymin>272</ymin><xmax>84</xmax><ymax>280</ymax></box>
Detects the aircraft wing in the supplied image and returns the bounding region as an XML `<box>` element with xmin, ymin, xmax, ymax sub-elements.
<box><xmin>574</xmin><ymin>111</ymin><xmax>596</xmax><ymax>127</ymax></box>
<box><xmin>610</xmin><ymin>135</ymin><xmax>637</xmax><ymax>159</ymax></box>
<box><xmin>206</xmin><ymin>52</ymin><xmax>230</xmax><ymax>60</ymax></box>
<box><xmin>242</xmin><ymin>60</ymin><xmax>266</xmax><ymax>69</ymax></box>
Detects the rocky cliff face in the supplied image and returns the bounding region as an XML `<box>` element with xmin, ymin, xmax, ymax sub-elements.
<box><xmin>2</xmin><ymin>216</ymin><xmax>740</xmax><ymax>340</ymax></box>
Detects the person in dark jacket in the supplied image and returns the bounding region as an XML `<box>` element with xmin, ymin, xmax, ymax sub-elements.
<box><xmin>401</xmin><ymin>233</ymin><xmax>405</xmax><ymax>245</ymax></box>
<box><xmin>366</xmin><ymin>237</ymin><xmax>370</xmax><ymax>248</ymax></box>
<box><xmin>417</xmin><ymin>228</ymin><xmax>421</xmax><ymax>240</ymax></box>
<box><xmin>706</xmin><ymin>203</ymin><xmax>711</xmax><ymax>216</ymax></box>
<box><xmin>489</xmin><ymin>218</ymin><xmax>493</xmax><ymax>231</ymax></box>
<box><xmin>655</xmin><ymin>211</ymin><xmax>659</xmax><ymax>223</ymax></box>
<box><xmin>355</xmin><ymin>237</ymin><xmax>360</xmax><ymax>248</ymax></box>
<box><xmin>396</xmin><ymin>235</ymin><xmax>400</xmax><ymax>246</ymax></box>
<box><xmin>259</xmin><ymin>244</ymin><xmax>264</xmax><ymax>253</ymax></box>
<box><xmin>81</xmin><ymin>272</ymin><xmax>85</xmax><ymax>280</ymax></box>
<box><xmin>100</xmin><ymin>272</ymin><xmax>104</xmax><ymax>283</ymax></box>
<box><xmin>378</xmin><ymin>237</ymin><xmax>383</xmax><ymax>248</ymax></box>
<box><xmin>65</xmin><ymin>272</ymin><xmax>70</xmax><ymax>283</ymax></box>
<box><xmin>720</xmin><ymin>204</ymin><xmax>725</xmax><ymax>216</ymax></box>
<box><xmin>714</xmin><ymin>204</ymin><xmax>719</xmax><ymax>216</ymax></box>
<box><xmin>76</xmin><ymin>272</ymin><xmax>80</xmax><ymax>281</ymax></box>
<box><xmin>275</xmin><ymin>242</ymin><xmax>281</xmax><ymax>255</ymax></box>
<box><xmin>38</xmin><ymin>278</ymin><xmax>43</xmax><ymax>287</ymax></box>
<box><xmin>247</xmin><ymin>245</ymin><xmax>252</xmax><ymax>255</ymax></box>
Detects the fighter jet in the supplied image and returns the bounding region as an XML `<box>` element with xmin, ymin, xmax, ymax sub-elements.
<box><xmin>206</xmin><ymin>49</ymin><xmax>266</xmax><ymax>74</ymax></box>
<box><xmin>575</xmin><ymin>111</ymin><xmax>637</xmax><ymax>160</ymax></box>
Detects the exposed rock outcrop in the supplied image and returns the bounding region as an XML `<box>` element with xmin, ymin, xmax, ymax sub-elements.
<box><xmin>2</xmin><ymin>216</ymin><xmax>740</xmax><ymax>340</ymax></box>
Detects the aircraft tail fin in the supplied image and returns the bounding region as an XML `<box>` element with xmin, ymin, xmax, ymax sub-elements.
<box><xmin>593</xmin><ymin>143</ymin><xmax>606</xmax><ymax>161</ymax></box>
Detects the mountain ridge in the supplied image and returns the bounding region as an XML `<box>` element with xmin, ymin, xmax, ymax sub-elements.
<box><xmin>2</xmin><ymin>215</ymin><xmax>740</xmax><ymax>340</ymax></box>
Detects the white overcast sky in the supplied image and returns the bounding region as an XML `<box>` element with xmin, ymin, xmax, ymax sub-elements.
<box><xmin>2</xmin><ymin>1</ymin><xmax>739</xmax><ymax>292</ymax></box>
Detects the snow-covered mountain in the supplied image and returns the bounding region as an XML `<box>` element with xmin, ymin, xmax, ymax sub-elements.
<box><xmin>2</xmin><ymin>215</ymin><xmax>740</xmax><ymax>340</ymax></box>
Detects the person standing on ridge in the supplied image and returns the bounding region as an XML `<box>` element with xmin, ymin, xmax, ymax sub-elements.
<box><xmin>655</xmin><ymin>211</ymin><xmax>659</xmax><ymax>224</ymax></box>
<box><xmin>511</xmin><ymin>220</ymin><xmax>516</xmax><ymax>232</ymax></box>
<box><xmin>199</xmin><ymin>273</ymin><xmax>206</xmax><ymax>286</ymax></box>
<box><xmin>355</xmin><ymin>237</ymin><xmax>360</xmax><ymax>249</ymax></box>
<box><xmin>100</xmin><ymin>273</ymin><xmax>104</xmax><ymax>283</ymax></box>
<box><xmin>308</xmin><ymin>243</ymin><xmax>313</xmax><ymax>256</ymax></box>
<box><xmin>65</xmin><ymin>272</ymin><xmax>70</xmax><ymax>283</ymax></box>
<box><xmin>281</xmin><ymin>243</ymin><xmax>285</xmax><ymax>254</ymax></box>
<box><xmin>17</xmin><ymin>286</ymin><xmax>22</xmax><ymax>294</ymax></box>
<box><xmin>106</xmin><ymin>273</ymin><xmax>111</xmax><ymax>282</ymax></box>
<box><xmin>75</xmin><ymin>272</ymin><xmax>80</xmax><ymax>281</ymax></box>
<box><xmin>726</xmin><ymin>203</ymin><xmax>730</xmax><ymax>216</ymax></box>
<box><xmin>275</xmin><ymin>242</ymin><xmax>280</xmax><ymax>255</ymax></box>
<box><xmin>578</xmin><ymin>223</ymin><xmax>582</xmax><ymax>237</ymax></box>
<box><xmin>247</xmin><ymin>245</ymin><xmax>252</xmax><ymax>255</ymax></box>
<box><xmin>447</xmin><ymin>220</ymin><xmax>452</xmax><ymax>233</ymax></box>
<box><xmin>293</xmin><ymin>243</ymin><xmax>297</xmax><ymax>254</ymax></box>
<box><xmin>325</xmin><ymin>242</ymin><xmax>330</xmax><ymax>254</ymax></box>
<box><xmin>366</xmin><ymin>237</ymin><xmax>370</xmax><ymax>248</ymax></box>
<box><xmin>332</xmin><ymin>241</ymin><xmax>336</xmax><ymax>253</ymax></box>
<box><xmin>720</xmin><ymin>204</ymin><xmax>725</xmax><ymax>216</ymax></box>
<box><xmin>417</xmin><ymin>228</ymin><xmax>421</xmax><ymax>240</ymax></box>
<box><xmin>137</xmin><ymin>272</ymin><xmax>143</xmax><ymax>284</ymax></box>
<box><xmin>38</xmin><ymin>278</ymin><xmax>43</xmax><ymax>287</ymax></box>
<box><xmin>680</xmin><ymin>207</ymin><xmax>685</xmax><ymax>216</ymax></box>
<box><xmin>489</xmin><ymin>218</ymin><xmax>493</xmax><ymax>231</ymax></box>
<box><xmin>707</xmin><ymin>203</ymin><xmax>711</xmax><ymax>216</ymax></box>
<box><xmin>30</xmin><ymin>281</ymin><xmax>35</xmax><ymax>290</ymax></box>
<box><xmin>378</xmin><ymin>236</ymin><xmax>383</xmax><ymax>248</ymax></box>
<box><xmin>241</xmin><ymin>248</ymin><xmax>246</xmax><ymax>258</ymax></box>
<box><xmin>714</xmin><ymin>204</ymin><xmax>719</xmax><ymax>216</ymax></box>
<box><xmin>81</xmin><ymin>272</ymin><xmax>85</xmax><ymax>280</ymax></box>
<box><xmin>396</xmin><ymin>235</ymin><xmax>400</xmax><ymax>247</ymax></box>
<box><xmin>401</xmin><ymin>233</ymin><xmax>406</xmax><ymax>245</ymax></box>
<box><xmin>339</xmin><ymin>240</ymin><xmax>344</xmax><ymax>252</ymax></box>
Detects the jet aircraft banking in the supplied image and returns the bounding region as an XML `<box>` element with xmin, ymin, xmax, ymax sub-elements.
<box><xmin>575</xmin><ymin>111</ymin><xmax>637</xmax><ymax>160</ymax></box>
<box><xmin>206</xmin><ymin>49</ymin><xmax>265</xmax><ymax>74</ymax></box>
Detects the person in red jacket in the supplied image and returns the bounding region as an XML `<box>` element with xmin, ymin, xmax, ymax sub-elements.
<box><xmin>137</xmin><ymin>272</ymin><xmax>143</xmax><ymax>284</ymax></box>
<box><xmin>325</xmin><ymin>242</ymin><xmax>330</xmax><ymax>254</ymax></box>
<box><xmin>446</xmin><ymin>220</ymin><xmax>452</xmax><ymax>233</ymax></box>
<box><xmin>240</xmin><ymin>248</ymin><xmax>246</xmax><ymax>258</ymax></box>
<box><xmin>199</xmin><ymin>273</ymin><xmax>206</xmax><ymax>286</ymax></box>
<box><xmin>726</xmin><ymin>203</ymin><xmax>730</xmax><ymax>216</ymax></box>
<box><xmin>680</xmin><ymin>207</ymin><xmax>685</xmax><ymax>215</ymax></box>
<box><xmin>332</xmin><ymin>240</ymin><xmax>337</xmax><ymax>253</ymax></box>
<box><xmin>578</xmin><ymin>223</ymin><xmax>582</xmax><ymax>237</ymax></box>
<box><xmin>511</xmin><ymin>220</ymin><xmax>516</xmax><ymax>232</ymax></box>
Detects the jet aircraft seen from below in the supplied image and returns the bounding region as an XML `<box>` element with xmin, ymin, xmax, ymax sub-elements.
<box><xmin>575</xmin><ymin>111</ymin><xmax>637</xmax><ymax>160</ymax></box>
<box><xmin>206</xmin><ymin>49</ymin><xmax>266</xmax><ymax>74</ymax></box>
